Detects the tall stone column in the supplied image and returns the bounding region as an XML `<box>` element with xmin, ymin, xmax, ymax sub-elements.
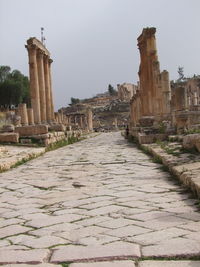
<box><xmin>18</xmin><ymin>103</ymin><xmax>28</xmax><ymax>126</ymax></box>
<box><xmin>27</xmin><ymin>108</ymin><xmax>34</xmax><ymax>125</ymax></box>
<box><xmin>54</xmin><ymin>112</ymin><xmax>59</xmax><ymax>123</ymax></box>
<box><xmin>37</xmin><ymin>50</ymin><xmax>46</xmax><ymax>123</ymax></box>
<box><xmin>87</xmin><ymin>108</ymin><xmax>93</xmax><ymax>131</ymax></box>
<box><xmin>27</xmin><ymin>45</ymin><xmax>41</xmax><ymax>124</ymax></box>
<box><xmin>48</xmin><ymin>59</ymin><xmax>55</xmax><ymax>121</ymax></box>
<box><xmin>44</xmin><ymin>55</ymin><xmax>52</xmax><ymax>123</ymax></box>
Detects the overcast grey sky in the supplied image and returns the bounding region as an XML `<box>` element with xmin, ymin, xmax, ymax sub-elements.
<box><xmin>0</xmin><ymin>0</ymin><xmax>200</xmax><ymax>110</ymax></box>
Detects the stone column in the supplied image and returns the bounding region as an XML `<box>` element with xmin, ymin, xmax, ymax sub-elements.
<box><xmin>194</xmin><ymin>92</ymin><xmax>198</xmax><ymax>105</ymax></box>
<box><xmin>44</xmin><ymin>55</ymin><xmax>52</xmax><ymax>123</ymax></box>
<box><xmin>48</xmin><ymin>59</ymin><xmax>55</xmax><ymax>121</ymax></box>
<box><xmin>80</xmin><ymin>115</ymin><xmax>83</xmax><ymax>128</ymax></box>
<box><xmin>27</xmin><ymin>108</ymin><xmax>34</xmax><ymax>125</ymax></box>
<box><xmin>58</xmin><ymin>113</ymin><xmax>62</xmax><ymax>124</ymax></box>
<box><xmin>87</xmin><ymin>108</ymin><xmax>93</xmax><ymax>131</ymax></box>
<box><xmin>37</xmin><ymin>50</ymin><xmax>46</xmax><ymax>123</ymax></box>
<box><xmin>18</xmin><ymin>103</ymin><xmax>28</xmax><ymax>126</ymax></box>
<box><xmin>27</xmin><ymin>45</ymin><xmax>41</xmax><ymax>124</ymax></box>
<box><xmin>54</xmin><ymin>112</ymin><xmax>59</xmax><ymax>123</ymax></box>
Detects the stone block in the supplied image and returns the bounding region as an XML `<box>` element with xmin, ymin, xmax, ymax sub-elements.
<box><xmin>70</xmin><ymin>261</ymin><xmax>136</xmax><ymax>267</ymax></box>
<box><xmin>183</xmin><ymin>133</ymin><xmax>200</xmax><ymax>152</ymax></box>
<box><xmin>15</xmin><ymin>125</ymin><xmax>48</xmax><ymax>136</ymax></box>
<box><xmin>50</xmin><ymin>242</ymin><xmax>141</xmax><ymax>262</ymax></box>
<box><xmin>0</xmin><ymin>249</ymin><xmax>49</xmax><ymax>264</ymax></box>
<box><xmin>138</xmin><ymin>261</ymin><xmax>200</xmax><ymax>267</ymax></box>
<box><xmin>0</xmin><ymin>133</ymin><xmax>19</xmax><ymax>143</ymax></box>
<box><xmin>1</xmin><ymin>124</ymin><xmax>15</xmax><ymax>132</ymax></box>
<box><xmin>49</xmin><ymin>124</ymin><xmax>66</xmax><ymax>132</ymax></box>
<box><xmin>138</xmin><ymin>133</ymin><xmax>167</xmax><ymax>144</ymax></box>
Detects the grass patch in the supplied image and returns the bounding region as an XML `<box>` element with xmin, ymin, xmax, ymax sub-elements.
<box><xmin>152</xmin><ymin>155</ymin><xmax>162</xmax><ymax>164</ymax></box>
<box><xmin>137</xmin><ymin>255</ymin><xmax>200</xmax><ymax>261</ymax></box>
<box><xmin>45</xmin><ymin>136</ymin><xmax>80</xmax><ymax>152</ymax></box>
<box><xmin>61</xmin><ymin>263</ymin><xmax>72</xmax><ymax>267</ymax></box>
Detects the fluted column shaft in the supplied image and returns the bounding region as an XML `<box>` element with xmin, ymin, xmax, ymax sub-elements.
<box><xmin>37</xmin><ymin>50</ymin><xmax>46</xmax><ymax>123</ymax></box>
<box><xmin>48</xmin><ymin>59</ymin><xmax>55</xmax><ymax>121</ymax></box>
<box><xmin>44</xmin><ymin>55</ymin><xmax>52</xmax><ymax>123</ymax></box>
<box><xmin>18</xmin><ymin>103</ymin><xmax>28</xmax><ymax>126</ymax></box>
<box><xmin>27</xmin><ymin>108</ymin><xmax>34</xmax><ymax>125</ymax></box>
<box><xmin>27</xmin><ymin>46</ymin><xmax>41</xmax><ymax>124</ymax></box>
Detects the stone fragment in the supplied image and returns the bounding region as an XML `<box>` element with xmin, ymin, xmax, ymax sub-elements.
<box><xmin>0</xmin><ymin>133</ymin><xmax>19</xmax><ymax>143</ymax></box>
<box><xmin>15</xmin><ymin>125</ymin><xmax>48</xmax><ymax>136</ymax></box>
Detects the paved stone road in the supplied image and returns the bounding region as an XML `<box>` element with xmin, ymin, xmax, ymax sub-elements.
<box><xmin>0</xmin><ymin>132</ymin><xmax>200</xmax><ymax>266</ymax></box>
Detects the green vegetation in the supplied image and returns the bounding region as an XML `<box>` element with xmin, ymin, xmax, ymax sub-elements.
<box><xmin>70</xmin><ymin>97</ymin><xmax>80</xmax><ymax>105</ymax></box>
<box><xmin>45</xmin><ymin>136</ymin><xmax>80</xmax><ymax>152</ymax></box>
<box><xmin>108</xmin><ymin>84</ymin><xmax>117</xmax><ymax>96</ymax></box>
<box><xmin>0</xmin><ymin>66</ymin><xmax>30</xmax><ymax>108</ymax></box>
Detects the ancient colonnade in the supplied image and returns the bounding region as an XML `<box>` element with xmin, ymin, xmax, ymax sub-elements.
<box><xmin>25</xmin><ymin>37</ymin><xmax>55</xmax><ymax>124</ymax></box>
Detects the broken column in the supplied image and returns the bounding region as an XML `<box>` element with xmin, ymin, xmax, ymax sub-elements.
<box><xmin>27</xmin><ymin>108</ymin><xmax>34</xmax><ymax>125</ymax></box>
<box><xmin>137</xmin><ymin>27</ymin><xmax>171</xmax><ymax>123</ymax></box>
<box><xmin>18</xmin><ymin>103</ymin><xmax>28</xmax><ymax>126</ymax></box>
<box><xmin>87</xmin><ymin>108</ymin><xmax>93</xmax><ymax>131</ymax></box>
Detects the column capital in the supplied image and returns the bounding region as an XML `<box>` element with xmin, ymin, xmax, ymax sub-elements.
<box><xmin>26</xmin><ymin>44</ymin><xmax>37</xmax><ymax>52</ymax></box>
<box><xmin>37</xmin><ymin>49</ymin><xmax>45</xmax><ymax>58</ymax></box>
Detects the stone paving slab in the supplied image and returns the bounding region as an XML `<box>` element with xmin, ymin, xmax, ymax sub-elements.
<box><xmin>0</xmin><ymin>133</ymin><xmax>200</xmax><ymax>264</ymax></box>
<box><xmin>3</xmin><ymin>265</ymin><xmax>58</xmax><ymax>267</ymax></box>
<box><xmin>138</xmin><ymin>261</ymin><xmax>200</xmax><ymax>267</ymax></box>
<box><xmin>69</xmin><ymin>261</ymin><xmax>136</xmax><ymax>266</ymax></box>
<box><xmin>50</xmin><ymin>242</ymin><xmax>140</xmax><ymax>263</ymax></box>
<box><xmin>0</xmin><ymin>249</ymin><xmax>49</xmax><ymax>264</ymax></box>
<box><xmin>0</xmin><ymin>145</ymin><xmax>45</xmax><ymax>172</ymax></box>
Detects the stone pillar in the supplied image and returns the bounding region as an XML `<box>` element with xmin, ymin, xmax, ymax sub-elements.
<box><xmin>44</xmin><ymin>55</ymin><xmax>52</xmax><ymax>123</ymax></box>
<box><xmin>87</xmin><ymin>108</ymin><xmax>93</xmax><ymax>131</ymax></box>
<box><xmin>37</xmin><ymin>50</ymin><xmax>46</xmax><ymax>123</ymax></box>
<box><xmin>18</xmin><ymin>103</ymin><xmax>28</xmax><ymax>126</ymax></box>
<box><xmin>27</xmin><ymin>108</ymin><xmax>34</xmax><ymax>125</ymax></box>
<box><xmin>54</xmin><ymin>112</ymin><xmax>59</xmax><ymax>123</ymax></box>
<box><xmin>80</xmin><ymin>115</ymin><xmax>83</xmax><ymax>128</ymax></box>
<box><xmin>48</xmin><ymin>59</ymin><xmax>55</xmax><ymax>121</ymax></box>
<box><xmin>27</xmin><ymin>45</ymin><xmax>41</xmax><ymax>124</ymax></box>
<box><xmin>194</xmin><ymin>92</ymin><xmax>198</xmax><ymax>105</ymax></box>
<box><xmin>58</xmin><ymin>113</ymin><xmax>62</xmax><ymax>124</ymax></box>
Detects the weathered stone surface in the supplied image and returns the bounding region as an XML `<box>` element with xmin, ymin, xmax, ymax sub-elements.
<box><xmin>15</xmin><ymin>125</ymin><xmax>48</xmax><ymax>136</ymax></box>
<box><xmin>0</xmin><ymin>249</ymin><xmax>49</xmax><ymax>264</ymax></box>
<box><xmin>0</xmin><ymin>225</ymin><xmax>31</xmax><ymax>238</ymax></box>
<box><xmin>0</xmin><ymin>133</ymin><xmax>19</xmax><ymax>143</ymax></box>
<box><xmin>51</xmin><ymin>242</ymin><xmax>140</xmax><ymax>262</ymax></box>
<box><xmin>1</xmin><ymin>124</ymin><xmax>15</xmax><ymax>132</ymax></box>
<box><xmin>142</xmin><ymin>238</ymin><xmax>200</xmax><ymax>257</ymax></box>
<box><xmin>69</xmin><ymin>261</ymin><xmax>136</xmax><ymax>267</ymax></box>
<box><xmin>3</xmin><ymin>265</ymin><xmax>58</xmax><ymax>267</ymax></box>
<box><xmin>0</xmin><ymin>132</ymin><xmax>200</xmax><ymax>263</ymax></box>
<box><xmin>138</xmin><ymin>261</ymin><xmax>200</xmax><ymax>267</ymax></box>
<box><xmin>49</xmin><ymin>124</ymin><xmax>66</xmax><ymax>132</ymax></box>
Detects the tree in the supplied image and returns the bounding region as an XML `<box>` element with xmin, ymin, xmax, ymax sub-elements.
<box><xmin>0</xmin><ymin>66</ymin><xmax>30</xmax><ymax>108</ymax></box>
<box><xmin>177</xmin><ymin>66</ymin><xmax>184</xmax><ymax>81</ymax></box>
<box><xmin>108</xmin><ymin>84</ymin><xmax>117</xmax><ymax>96</ymax></box>
<box><xmin>70</xmin><ymin>97</ymin><xmax>80</xmax><ymax>105</ymax></box>
<box><xmin>0</xmin><ymin>66</ymin><xmax>11</xmax><ymax>83</ymax></box>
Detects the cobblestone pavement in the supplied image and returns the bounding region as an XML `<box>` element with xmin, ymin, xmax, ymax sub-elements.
<box><xmin>0</xmin><ymin>132</ymin><xmax>200</xmax><ymax>266</ymax></box>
